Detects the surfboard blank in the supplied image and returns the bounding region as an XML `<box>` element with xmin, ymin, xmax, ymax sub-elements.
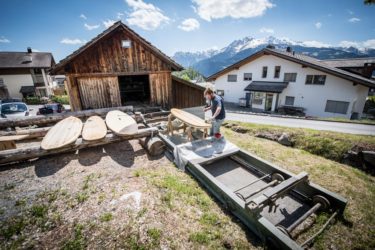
<box><xmin>82</xmin><ymin>116</ymin><xmax>107</xmax><ymax>141</ymax></box>
<box><xmin>105</xmin><ymin>110</ymin><xmax>138</xmax><ymax>136</ymax></box>
<box><xmin>41</xmin><ymin>116</ymin><xmax>83</xmax><ymax>150</ymax></box>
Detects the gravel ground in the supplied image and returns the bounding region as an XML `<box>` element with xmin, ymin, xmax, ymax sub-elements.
<box><xmin>0</xmin><ymin>139</ymin><xmax>255</xmax><ymax>249</ymax></box>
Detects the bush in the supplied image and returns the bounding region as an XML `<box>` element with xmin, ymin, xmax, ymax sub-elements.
<box><xmin>51</xmin><ymin>95</ymin><xmax>70</xmax><ymax>105</ymax></box>
<box><xmin>364</xmin><ymin>96</ymin><xmax>375</xmax><ymax>113</ymax></box>
<box><xmin>24</xmin><ymin>96</ymin><xmax>43</xmax><ymax>105</ymax></box>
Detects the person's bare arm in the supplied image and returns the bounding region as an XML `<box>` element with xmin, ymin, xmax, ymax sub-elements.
<box><xmin>212</xmin><ymin>106</ymin><xmax>221</xmax><ymax>119</ymax></box>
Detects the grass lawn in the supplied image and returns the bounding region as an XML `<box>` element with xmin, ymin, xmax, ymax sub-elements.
<box><xmin>223</xmin><ymin>127</ymin><xmax>375</xmax><ymax>250</ymax></box>
<box><xmin>225</xmin><ymin>121</ymin><xmax>375</xmax><ymax>162</ymax></box>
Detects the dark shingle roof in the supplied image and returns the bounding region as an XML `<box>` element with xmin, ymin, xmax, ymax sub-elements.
<box><xmin>244</xmin><ymin>81</ymin><xmax>288</xmax><ymax>93</ymax></box>
<box><xmin>52</xmin><ymin>21</ymin><xmax>183</xmax><ymax>74</ymax></box>
<box><xmin>19</xmin><ymin>86</ymin><xmax>35</xmax><ymax>93</ymax></box>
<box><xmin>207</xmin><ymin>48</ymin><xmax>375</xmax><ymax>88</ymax></box>
<box><xmin>0</xmin><ymin>52</ymin><xmax>54</xmax><ymax>69</ymax></box>
<box><xmin>320</xmin><ymin>57</ymin><xmax>375</xmax><ymax>68</ymax></box>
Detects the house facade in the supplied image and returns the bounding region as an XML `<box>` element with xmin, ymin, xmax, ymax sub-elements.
<box><xmin>0</xmin><ymin>48</ymin><xmax>55</xmax><ymax>99</ymax></box>
<box><xmin>207</xmin><ymin>48</ymin><xmax>375</xmax><ymax>119</ymax></box>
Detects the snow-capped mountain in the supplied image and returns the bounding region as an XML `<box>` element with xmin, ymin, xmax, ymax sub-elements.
<box><xmin>172</xmin><ymin>36</ymin><xmax>375</xmax><ymax>77</ymax></box>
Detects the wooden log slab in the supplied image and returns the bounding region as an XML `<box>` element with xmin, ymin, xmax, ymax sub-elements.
<box><xmin>0</xmin><ymin>127</ymin><xmax>158</xmax><ymax>165</ymax></box>
<box><xmin>0</xmin><ymin>127</ymin><xmax>51</xmax><ymax>137</ymax></box>
<box><xmin>0</xmin><ymin>106</ymin><xmax>134</xmax><ymax>130</ymax></box>
<box><xmin>139</xmin><ymin>136</ymin><xmax>165</xmax><ymax>156</ymax></box>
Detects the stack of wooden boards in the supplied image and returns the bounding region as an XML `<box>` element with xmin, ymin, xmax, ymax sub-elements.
<box><xmin>41</xmin><ymin>110</ymin><xmax>138</xmax><ymax>150</ymax></box>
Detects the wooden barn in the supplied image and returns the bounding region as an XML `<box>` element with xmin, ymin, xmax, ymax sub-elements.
<box><xmin>51</xmin><ymin>21</ymin><xmax>205</xmax><ymax>111</ymax></box>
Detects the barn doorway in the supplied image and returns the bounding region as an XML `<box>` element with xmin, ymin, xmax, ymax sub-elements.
<box><xmin>118</xmin><ymin>75</ymin><xmax>150</xmax><ymax>105</ymax></box>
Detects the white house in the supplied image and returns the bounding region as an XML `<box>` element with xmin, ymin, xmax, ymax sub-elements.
<box><xmin>0</xmin><ymin>48</ymin><xmax>55</xmax><ymax>99</ymax></box>
<box><xmin>207</xmin><ymin>47</ymin><xmax>375</xmax><ymax>119</ymax></box>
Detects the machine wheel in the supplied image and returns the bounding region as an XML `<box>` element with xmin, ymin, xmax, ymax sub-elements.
<box><xmin>312</xmin><ymin>195</ymin><xmax>330</xmax><ymax>211</ymax></box>
<box><xmin>272</xmin><ymin>173</ymin><xmax>285</xmax><ymax>182</ymax></box>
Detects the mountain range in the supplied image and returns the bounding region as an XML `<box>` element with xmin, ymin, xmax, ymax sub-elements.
<box><xmin>172</xmin><ymin>36</ymin><xmax>375</xmax><ymax>77</ymax></box>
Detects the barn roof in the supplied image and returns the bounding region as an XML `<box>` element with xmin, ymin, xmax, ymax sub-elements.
<box><xmin>207</xmin><ymin>48</ymin><xmax>375</xmax><ymax>88</ymax></box>
<box><xmin>0</xmin><ymin>52</ymin><xmax>54</xmax><ymax>69</ymax></box>
<box><xmin>52</xmin><ymin>21</ymin><xmax>183</xmax><ymax>74</ymax></box>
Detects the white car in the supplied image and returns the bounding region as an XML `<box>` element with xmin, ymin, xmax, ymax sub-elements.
<box><xmin>0</xmin><ymin>102</ymin><xmax>30</xmax><ymax>118</ymax></box>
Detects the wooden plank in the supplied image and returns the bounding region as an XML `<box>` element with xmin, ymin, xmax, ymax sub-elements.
<box><xmin>82</xmin><ymin>116</ymin><xmax>107</xmax><ymax>141</ymax></box>
<box><xmin>41</xmin><ymin>116</ymin><xmax>83</xmax><ymax>150</ymax></box>
<box><xmin>0</xmin><ymin>127</ymin><xmax>158</xmax><ymax>165</ymax></box>
<box><xmin>0</xmin><ymin>135</ymin><xmax>28</xmax><ymax>142</ymax></box>
<box><xmin>170</xmin><ymin>108</ymin><xmax>211</xmax><ymax>129</ymax></box>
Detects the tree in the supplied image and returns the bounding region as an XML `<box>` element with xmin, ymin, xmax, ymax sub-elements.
<box><xmin>364</xmin><ymin>0</ymin><xmax>375</xmax><ymax>4</ymax></box>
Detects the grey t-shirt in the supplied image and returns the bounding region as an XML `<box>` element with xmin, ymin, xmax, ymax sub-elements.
<box><xmin>210</xmin><ymin>95</ymin><xmax>225</xmax><ymax>120</ymax></box>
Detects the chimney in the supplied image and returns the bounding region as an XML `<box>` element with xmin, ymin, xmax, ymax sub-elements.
<box><xmin>286</xmin><ymin>46</ymin><xmax>292</xmax><ymax>53</ymax></box>
<box><xmin>27</xmin><ymin>47</ymin><xmax>32</xmax><ymax>53</ymax></box>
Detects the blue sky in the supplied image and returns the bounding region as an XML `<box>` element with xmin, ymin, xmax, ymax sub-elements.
<box><xmin>0</xmin><ymin>0</ymin><xmax>374</xmax><ymax>61</ymax></box>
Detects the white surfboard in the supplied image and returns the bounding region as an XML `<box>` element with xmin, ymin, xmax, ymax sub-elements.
<box><xmin>82</xmin><ymin>116</ymin><xmax>107</xmax><ymax>141</ymax></box>
<box><xmin>105</xmin><ymin>110</ymin><xmax>138</xmax><ymax>136</ymax></box>
<box><xmin>41</xmin><ymin>116</ymin><xmax>83</xmax><ymax>150</ymax></box>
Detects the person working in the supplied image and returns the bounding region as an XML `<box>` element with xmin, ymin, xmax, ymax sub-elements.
<box><xmin>203</xmin><ymin>88</ymin><xmax>226</xmax><ymax>139</ymax></box>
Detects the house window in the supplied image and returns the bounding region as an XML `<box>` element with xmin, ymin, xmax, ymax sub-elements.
<box><xmin>284</xmin><ymin>73</ymin><xmax>297</xmax><ymax>82</ymax></box>
<box><xmin>285</xmin><ymin>96</ymin><xmax>295</xmax><ymax>106</ymax></box>
<box><xmin>216</xmin><ymin>89</ymin><xmax>224</xmax><ymax>96</ymax></box>
<box><xmin>0</xmin><ymin>78</ymin><xmax>4</xmax><ymax>86</ymax></box>
<box><xmin>122</xmin><ymin>40</ymin><xmax>131</xmax><ymax>48</ymax></box>
<box><xmin>325</xmin><ymin>100</ymin><xmax>350</xmax><ymax>114</ymax></box>
<box><xmin>306</xmin><ymin>75</ymin><xmax>326</xmax><ymax>85</ymax></box>
<box><xmin>274</xmin><ymin>66</ymin><xmax>281</xmax><ymax>78</ymax></box>
<box><xmin>252</xmin><ymin>92</ymin><xmax>263</xmax><ymax>105</ymax></box>
<box><xmin>244</xmin><ymin>73</ymin><xmax>252</xmax><ymax>81</ymax></box>
<box><xmin>227</xmin><ymin>74</ymin><xmax>237</xmax><ymax>82</ymax></box>
<box><xmin>262</xmin><ymin>66</ymin><xmax>268</xmax><ymax>78</ymax></box>
<box><xmin>34</xmin><ymin>68</ymin><xmax>42</xmax><ymax>74</ymax></box>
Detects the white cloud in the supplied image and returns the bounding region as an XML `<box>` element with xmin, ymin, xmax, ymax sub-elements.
<box><xmin>348</xmin><ymin>17</ymin><xmax>360</xmax><ymax>23</ymax></box>
<box><xmin>0</xmin><ymin>37</ymin><xmax>10</xmax><ymax>43</ymax></box>
<box><xmin>178</xmin><ymin>18</ymin><xmax>200</xmax><ymax>31</ymax></box>
<box><xmin>192</xmin><ymin>0</ymin><xmax>274</xmax><ymax>21</ymax></box>
<box><xmin>80</xmin><ymin>14</ymin><xmax>87</xmax><ymax>20</ymax></box>
<box><xmin>117</xmin><ymin>12</ymin><xmax>124</xmax><ymax>19</ymax></box>
<box><xmin>60</xmin><ymin>38</ymin><xmax>85</xmax><ymax>45</ymax></box>
<box><xmin>125</xmin><ymin>0</ymin><xmax>170</xmax><ymax>30</ymax></box>
<box><xmin>339</xmin><ymin>39</ymin><xmax>375</xmax><ymax>49</ymax></box>
<box><xmin>348</xmin><ymin>10</ymin><xmax>354</xmax><ymax>15</ymax></box>
<box><xmin>84</xmin><ymin>23</ymin><xmax>100</xmax><ymax>30</ymax></box>
<box><xmin>301</xmin><ymin>40</ymin><xmax>331</xmax><ymax>48</ymax></box>
<box><xmin>103</xmin><ymin>19</ymin><xmax>116</xmax><ymax>28</ymax></box>
<box><xmin>315</xmin><ymin>22</ymin><xmax>322</xmax><ymax>29</ymax></box>
<box><xmin>259</xmin><ymin>27</ymin><xmax>274</xmax><ymax>34</ymax></box>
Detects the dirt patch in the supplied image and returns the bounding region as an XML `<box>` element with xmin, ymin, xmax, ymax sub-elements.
<box><xmin>0</xmin><ymin>140</ymin><xmax>255</xmax><ymax>249</ymax></box>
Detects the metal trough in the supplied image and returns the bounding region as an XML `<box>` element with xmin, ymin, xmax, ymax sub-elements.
<box><xmin>157</xmin><ymin>131</ymin><xmax>347</xmax><ymax>249</ymax></box>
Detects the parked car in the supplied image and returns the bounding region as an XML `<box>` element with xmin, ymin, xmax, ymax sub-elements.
<box><xmin>0</xmin><ymin>102</ymin><xmax>29</xmax><ymax>118</ymax></box>
<box><xmin>37</xmin><ymin>103</ymin><xmax>65</xmax><ymax>115</ymax></box>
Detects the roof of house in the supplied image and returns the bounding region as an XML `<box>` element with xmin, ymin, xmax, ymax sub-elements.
<box><xmin>19</xmin><ymin>86</ymin><xmax>35</xmax><ymax>93</ymax></box>
<box><xmin>320</xmin><ymin>57</ymin><xmax>375</xmax><ymax>68</ymax></box>
<box><xmin>0</xmin><ymin>52</ymin><xmax>55</xmax><ymax>69</ymax></box>
<box><xmin>244</xmin><ymin>81</ymin><xmax>289</xmax><ymax>93</ymax></box>
<box><xmin>52</xmin><ymin>21</ymin><xmax>183</xmax><ymax>74</ymax></box>
<box><xmin>171</xmin><ymin>75</ymin><xmax>205</xmax><ymax>91</ymax></box>
<box><xmin>207</xmin><ymin>48</ymin><xmax>375</xmax><ymax>88</ymax></box>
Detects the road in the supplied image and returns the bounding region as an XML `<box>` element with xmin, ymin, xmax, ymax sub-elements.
<box><xmin>226</xmin><ymin>112</ymin><xmax>375</xmax><ymax>136</ymax></box>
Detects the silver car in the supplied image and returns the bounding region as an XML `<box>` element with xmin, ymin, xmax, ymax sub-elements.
<box><xmin>0</xmin><ymin>102</ymin><xmax>30</xmax><ymax>118</ymax></box>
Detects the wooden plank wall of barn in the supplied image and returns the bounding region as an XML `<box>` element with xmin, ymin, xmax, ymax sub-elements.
<box><xmin>62</xmin><ymin>27</ymin><xmax>176</xmax><ymax>111</ymax></box>
<box><xmin>77</xmin><ymin>76</ymin><xmax>121</xmax><ymax>109</ymax></box>
<box><xmin>64</xmin><ymin>29</ymin><xmax>172</xmax><ymax>74</ymax></box>
<box><xmin>172</xmin><ymin>79</ymin><xmax>205</xmax><ymax>109</ymax></box>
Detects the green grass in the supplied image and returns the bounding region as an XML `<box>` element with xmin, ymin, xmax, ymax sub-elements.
<box><xmin>76</xmin><ymin>192</ymin><xmax>89</xmax><ymax>204</ymax></box>
<box><xmin>320</xmin><ymin>117</ymin><xmax>375</xmax><ymax>125</ymax></box>
<box><xmin>225</xmin><ymin>121</ymin><xmax>375</xmax><ymax>162</ymax></box>
<box><xmin>62</xmin><ymin>224</ymin><xmax>86</xmax><ymax>250</ymax></box>
<box><xmin>99</xmin><ymin>213</ymin><xmax>113</xmax><ymax>222</ymax></box>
